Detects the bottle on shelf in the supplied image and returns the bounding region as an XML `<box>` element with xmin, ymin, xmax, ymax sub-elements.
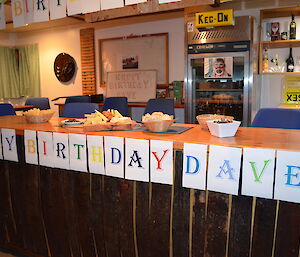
<box><xmin>289</xmin><ymin>14</ymin><xmax>296</xmax><ymax>40</ymax></box>
<box><xmin>286</xmin><ymin>48</ymin><xmax>294</xmax><ymax>72</ymax></box>
<box><xmin>262</xmin><ymin>48</ymin><xmax>269</xmax><ymax>72</ymax></box>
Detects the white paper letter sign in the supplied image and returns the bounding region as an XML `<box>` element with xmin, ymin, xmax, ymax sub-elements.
<box><xmin>12</xmin><ymin>0</ymin><xmax>26</xmax><ymax>28</ymax></box>
<box><xmin>69</xmin><ymin>134</ymin><xmax>87</xmax><ymax>172</ymax></box>
<box><xmin>0</xmin><ymin>131</ymin><xmax>3</xmax><ymax>160</ymax></box>
<box><xmin>100</xmin><ymin>0</ymin><xmax>124</xmax><ymax>10</ymax></box>
<box><xmin>125</xmin><ymin>138</ymin><xmax>149</xmax><ymax>182</ymax></box>
<box><xmin>50</xmin><ymin>0</ymin><xmax>66</xmax><ymax>20</ymax></box>
<box><xmin>67</xmin><ymin>0</ymin><xmax>82</xmax><ymax>15</ymax></box>
<box><xmin>1</xmin><ymin>129</ymin><xmax>18</xmax><ymax>162</ymax></box>
<box><xmin>183</xmin><ymin>143</ymin><xmax>208</xmax><ymax>190</ymax></box>
<box><xmin>24</xmin><ymin>130</ymin><xmax>38</xmax><ymax>165</ymax></box>
<box><xmin>207</xmin><ymin>145</ymin><xmax>242</xmax><ymax>195</ymax></box>
<box><xmin>0</xmin><ymin>3</ymin><xmax>6</xmax><ymax>30</ymax></box>
<box><xmin>158</xmin><ymin>0</ymin><xmax>180</xmax><ymax>3</ymax></box>
<box><xmin>82</xmin><ymin>0</ymin><xmax>100</xmax><ymax>14</ymax></box>
<box><xmin>150</xmin><ymin>140</ymin><xmax>173</xmax><ymax>185</ymax></box>
<box><xmin>38</xmin><ymin>131</ymin><xmax>54</xmax><ymax>167</ymax></box>
<box><xmin>33</xmin><ymin>0</ymin><xmax>49</xmax><ymax>23</ymax></box>
<box><xmin>87</xmin><ymin>135</ymin><xmax>105</xmax><ymax>175</ymax></box>
<box><xmin>125</xmin><ymin>0</ymin><xmax>147</xmax><ymax>5</ymax></box>
<box><xmin>104</xmin><ymin>136</ymin><xmax>124</xmax><ymax>178</ymax></box>
<box><xmin>53</xmin><ymin>132</ymin><xmax>70</xmax><ymax>170</ymax></box>
<box><xmin>274</xmin><ymin>150</ymin><xmax>300</xmax><ymax>203</ymax></box>
<box><xmin>241</xmin><ymin>148</ymin><xmax>275</xmax><ymax>199</ymax></box>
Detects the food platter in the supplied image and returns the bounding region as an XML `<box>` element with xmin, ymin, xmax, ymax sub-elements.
<box><xmin>61</xmin><ymin>119</ymin><xmax>85</xmax><ymax>126</ymax></box>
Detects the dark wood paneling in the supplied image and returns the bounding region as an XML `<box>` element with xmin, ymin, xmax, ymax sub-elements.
<box><xmin>228</xmin><ymin>195</ymin><xmax>253</xmax><ymax>257</ymax></box>
<box><xmin>274</xmin><ymin>201</ymin><xmax>300</xmax><ymax>257</ymax></box>
<box><xmin>205</xmin><ymin>192</ymin><xmax>229</xmax><ymax>257</ymax></box>
<box><xmin>173</xmin><ymin>151</ymin><xmax>189</xmax><ymax>257</ymax></box>
<box><xmin>251</xmin><ymin>198</ymin><xmax>277</xmax><ymax>257</ymax></box>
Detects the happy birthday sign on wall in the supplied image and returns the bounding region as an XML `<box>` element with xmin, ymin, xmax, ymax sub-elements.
<box><xmin>0</xmin><ymin>129</ymin><xmax>299</xmax><ymax>204</ymax></box>
<box><xmin>0</xmin><ymin>0</ymin><xmax>181</xmax><ymax>30</ymax></box>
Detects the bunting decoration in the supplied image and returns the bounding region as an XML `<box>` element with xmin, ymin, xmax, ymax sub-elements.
<box><xmin>49</xmin><ymin>0</ymin><xmax>66</xmax><ymax>20</ymax></box>
<box><xmin>0</xmin><ymin>128</ymin><xmax>299</xmax><ymax>204</ymax></box>
<box><xmin>0</xmin><ymin>2</ymin><xmax>6</xmax><ymax>29</ymax></box>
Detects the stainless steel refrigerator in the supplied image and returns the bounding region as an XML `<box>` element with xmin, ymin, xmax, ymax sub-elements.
<box><xmin>184</xmin><ymin>16</ymin><xmax>254</xmax><ymax>126</ymax></box>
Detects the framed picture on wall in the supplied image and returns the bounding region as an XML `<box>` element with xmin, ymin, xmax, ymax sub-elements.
<box><xmin>99</xmin><ymin>33</ymin><xmax>169</xmax><ymax>87</ymax></box>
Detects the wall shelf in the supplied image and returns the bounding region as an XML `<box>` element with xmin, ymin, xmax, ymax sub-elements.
<box><xmin>259</xmin><ymin>7</ymin><xmax>300</xmax><ymax>74</ymax></box>
<box><xmin>196</xmin><ymin>89</ymin><xmax>243</xmax><ymax>92</ymax></box>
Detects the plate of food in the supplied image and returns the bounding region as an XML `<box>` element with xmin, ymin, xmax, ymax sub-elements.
<box><xmin>83</xmin><ymin>109</ymin><xmax>135</xmax><ymax>131</ymax></box>
<box><xmin>142</xmin><ymin>112</ymin><xmax>175</xmax><ymax>132</ymax></box>
<box><xmin>61</xmin><ymin>118</ymin><xmax>85</xmax><ymax>126</ymax></box>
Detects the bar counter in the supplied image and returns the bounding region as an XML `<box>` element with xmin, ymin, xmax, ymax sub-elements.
<box><xmin>0</xmin><ymin>116</ymin><xmax>299</xmax><ymax>257</ymax></box>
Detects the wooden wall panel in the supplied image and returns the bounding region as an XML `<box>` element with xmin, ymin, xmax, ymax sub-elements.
<box><xmin>80</xmin><ymin>28</ymin><xmax>97</xmax><ymax>95</ymax></box>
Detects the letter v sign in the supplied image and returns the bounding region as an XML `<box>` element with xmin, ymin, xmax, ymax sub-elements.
<box><xmin>249</xmin><ymin>160</ymin><xmax>271</xmax><ymax>182</ymax></box>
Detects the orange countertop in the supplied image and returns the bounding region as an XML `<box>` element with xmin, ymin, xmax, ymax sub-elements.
<box><xmin>1</xmin><ymin>116</ymin><xmax>300</xmax><ymax>151</ymax></box>
<box><xmin>54</xmin><ymin>102</ymin><xmax>185</xmax><ymax>108</ymax></box>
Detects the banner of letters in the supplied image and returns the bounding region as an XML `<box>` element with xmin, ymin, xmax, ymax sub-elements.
<box><xmin>0</xmin><ymin>128</ymin><xmax>299</xmax><ymax>204</ymax></box>
<box><xmin>0</xmin><ymin>0</ymin><xmax>181</xmax><ymax>29</ymax></box>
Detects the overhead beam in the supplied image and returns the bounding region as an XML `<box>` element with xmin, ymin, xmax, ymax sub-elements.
<box><xmin>85</xmin><ymin>0</ymin><xmax>214</xmax><ymax>23</ymax></box>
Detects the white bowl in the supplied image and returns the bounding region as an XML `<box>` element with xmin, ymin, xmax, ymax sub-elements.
<box><xmin>206</xmin><ymin>120</ymin><xmax>241</xmax><ymax>138</ymax></box>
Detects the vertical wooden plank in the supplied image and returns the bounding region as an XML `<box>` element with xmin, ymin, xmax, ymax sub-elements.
<box><xmin>173</xmin><ymin>151</ymin><xmax>189</xmax><ymax>257</ymax></box>
<box><xmin>102</xmin><ymin>176</ymin><xmax>122</xmax><ymax>257</ymax></box>
<box><xmin>70</xmin><ymin>172</ymin><xmax>96</xmax><ymax>257</ymax></box>
<box><xmin>90</xmin><ymin>174</ymin><xmax>106</xmax><ymax>257</ymax></box>
<box><xmin>62</xmin><ymin>170</ymin><xmax>81</xmax><ymax>257</ymax></box>
<box><xmin>274</xmin><ymin>201</ymin><xmax>300</xmax><ymax>257</ymax></box>
<box><xmin>117</xmin><ymin>179</ymin><xmax>135</xmax><ymax>257</ymax></box>
<box><xmin>191</xmin><ymin>189</ymin><xmax>206</xmax><ymax>257</ymax></box>
<box><xmin>251</xmin><ymin>198</ymin><xmax>277</xmax><ymax>257</ymax></box>
<box><xmin>205</xmin><ymin>192</ymin><xmax>229</xmax><ymax>257</ymax></box>
<box><xmin>40</xmin><ymin>167</ymin><xmax>71</xmax><ymax>257</ymax></box>
<box><xmin>228</xmin><ymin>195</ymin><xmax>253</xmax><ymax>257</ymax></box>
<box><xmin>135</xmin><ymin>180</ymin><xmax>150</xmax><ymax>257</ymax></box>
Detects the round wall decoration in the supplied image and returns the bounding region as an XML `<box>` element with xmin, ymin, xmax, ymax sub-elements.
<box><xmin>54</xmin><ymin>53</ymin><xmax>76</xmax><ymax>82</ymax></box>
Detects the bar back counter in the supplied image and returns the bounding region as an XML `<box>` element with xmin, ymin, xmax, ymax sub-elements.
<box><xmin>0</xmin><ymin>116</ymin><xmax>299</xmax><ymax>257</ymax></box>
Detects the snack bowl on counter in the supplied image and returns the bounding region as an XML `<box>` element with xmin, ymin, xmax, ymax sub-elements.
<box><xmin>196</xmin><ymin>114</ymin><xmax>234</xmax><ymax>130</ymax></box>
<box><xmin>142</xmin><ymin>119</ymin><xmax>175</xmax><ymax>133</ymax></box>
<box><xmin>142</xmin><ymin>112</ymin><xmax>175</xmax><ymax>133</ymax></box>
<box><xmin>24</xmin><ymin>108</ymin><xmax>55</xmax><ymax>123</ymax></box>
<box><xmin>206</xmin><ymin>119</ymin><xmax>241</xmax><ymax>138</ymax></box>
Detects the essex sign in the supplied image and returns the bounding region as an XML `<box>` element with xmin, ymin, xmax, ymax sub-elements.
<box><xmin>195</xmin><ymin>9</ymin><xmax>234</xmax><ymax>29</ymax></box>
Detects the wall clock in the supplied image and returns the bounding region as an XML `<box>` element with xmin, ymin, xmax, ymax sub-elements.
<box><xmin>54</xmin><ymin>53</ymin><xmax>76</xmax><ymax>82</ymax></box>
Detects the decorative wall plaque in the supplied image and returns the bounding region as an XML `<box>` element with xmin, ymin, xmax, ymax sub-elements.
<box><xmin>54</xmin><ymin>53</ymin><xmax>76</xmax><ymax>82</ymax></box>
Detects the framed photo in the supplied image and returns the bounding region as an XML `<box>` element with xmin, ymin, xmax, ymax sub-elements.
<box><xmin>204</xmin><ymin>57</ymin><xmax>233</xmax><ymax>79</ymax></box>
<box><xmin>99</xmin><ymin>33</ymin><xmax>169</xmax><ymax>86</ymax></box>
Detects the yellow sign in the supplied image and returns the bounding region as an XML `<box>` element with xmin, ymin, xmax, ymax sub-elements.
<box><xmin>283</xmin><ymin>76</ymin><xmax>300</xmax><ymax>103</ymax></box>
<box><xmin>195</xmin><ymin>9</ymin><xmax>234</xmax><ymax>28</ymax></box>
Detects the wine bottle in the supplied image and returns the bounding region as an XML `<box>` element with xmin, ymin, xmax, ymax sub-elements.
<box><xmin>262</xmin><ymin>48</ymin><xmax>269</xmax><ymax>72</ymax></box>
<box><xmin>290</xmin><ymin>14</ymin><xmax>296</xmax><ymax>40</ymax></box>
<box><xmin>286</xmin><ymin>48</ymin><xmax>294</xmax><ymax>72</ymax></box>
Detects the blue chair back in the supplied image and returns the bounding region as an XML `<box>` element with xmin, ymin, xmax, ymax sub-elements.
<box><xmin>61</xmin><ymin>103</ymin><xmax>99</xmax><ymax>118</ymax></box>
<box><xmin>25</xmin><ymin>97</ymin><xmax>50</xmax><ymax>110</ymax></box>
<box><xmin>251</xmin><ymin>108</ymin><xmax>300</xmax><ymax>129</ymax></box>
<box><xmin>0</xmin><ymin>103</ymin><xmax>16</xmax><ymax>116</ymax></box>
<box><xmin>65</xmin><ymin>95</ymin><xmax>91</xmax><ymax>104</ymax></box>
<box><xmin>143</xmin><ymin>98</ymin><xmax>175</xmax><ymax>117</ymax></box>
<box><xmin>102</xmin><ymin>97</ymin><xmax>129</xmax><ymax>116</ymax></box>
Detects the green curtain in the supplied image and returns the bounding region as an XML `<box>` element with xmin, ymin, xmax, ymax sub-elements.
<box><xmin>18</xmin><ymin>44</ymin><xmax>41</xmax><ymax>97</ymax></box>
<box><xmin>0</xmin><ymin>44</ymin><xmax>41</xmax><ymax>98</ymax></box>
<box><xmin>0</xmin><ymin>47</ymin><xmax>20</xmax><ymax>98</ymax></box>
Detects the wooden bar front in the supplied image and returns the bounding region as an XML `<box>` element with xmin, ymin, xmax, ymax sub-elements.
<box><xmin>0</xmin><ymin>116</ymin><xmax>299</xmax><ymax>257</ymax></box>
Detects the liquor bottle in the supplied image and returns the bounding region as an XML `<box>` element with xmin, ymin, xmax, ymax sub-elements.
<box><xmin>262</xmin><ymin>49</ymin><xmax>269</xmax><ymax>72</ymax></box>
<box><xmin>290</xmin><ymin>14</ymin><xmax>296</xmax><ymax>40</ymax></box>
<box><xmin>286</xmin><ymin>48</ymin><xmax>294</xmax><ymax>72</ymax></box>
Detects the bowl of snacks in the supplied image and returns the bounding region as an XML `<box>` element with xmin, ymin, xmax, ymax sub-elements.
<box><xmin>196</xmin><ymin>114</ymin><xmax>234</xmax><ymax>130</ymax></box>
<box><xmin>24</xmin><ymin>108</ymin><xmax>55</xmax><ymax>123</ymax></box>
<box><xmin>142</xmin><ymin>112</ymin><xmax>175</xmax><ymax>132</ymax></box>
<box><xmin>83</xmin><ymin>109</ymin><xmax>134</xmax><ymax>132</ymax></box>
<box><xmin>206</xmin><ymin>118</ymin><xmax>241</xmax><ymax>138</ymax></box>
